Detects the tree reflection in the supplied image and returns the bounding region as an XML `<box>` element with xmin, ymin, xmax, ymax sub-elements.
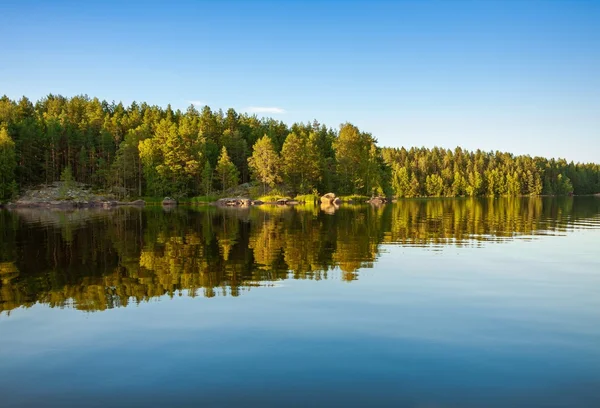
<box><xmin>0</xmin><ymin>197</ymin><xmax>598</xmax><ymax>314</ymax></box>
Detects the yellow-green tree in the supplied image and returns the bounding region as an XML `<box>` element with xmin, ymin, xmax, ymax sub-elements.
<box><xmin>215</xmin><ymin>146</ymin><xmax>239</xmax><ymax>193</ymax></box>
<box><xmin>333</xmin><ymin>123</ymin><xmax>380</xmax><ymax>195</ymax></box>
<box><xmin>281</xmin><ymin>132</ymin><xmax>321</xmax><ymax>194</ymax></box>
<box><xmin>248</xmin><ymin>135</ymin><xmax>281</xmax><ymax>194</ymax></box>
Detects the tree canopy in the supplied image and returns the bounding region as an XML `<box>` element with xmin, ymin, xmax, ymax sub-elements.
<box><xmin>0</xmin><ymin>94</ymin><xmax>598</xmax><ymax>200</ymax></box>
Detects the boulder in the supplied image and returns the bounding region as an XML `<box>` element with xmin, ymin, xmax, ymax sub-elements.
<box><xmin>130</xmin><ymin>200</ymin><xmax>146</xmax><ymax>206</ymax></box>
<box><xmin>276</xmin><ymin>198</ymin><xmax>289</xmax><ymax>205</ymax></box>
<box><xmin>217</xmin><ymin>197</ymin><xmax>253</xmax><ymax>207</ymax></box>
<box><xmin>367</xmin><ymin>196</ymin><xmax>387</xmax><ymax>205</ymax></box>
<box><xmin>320</xmin><ymin>193</ymin><xmax>336</xmax><ymax>204</ymax></box>
<box><xmin>333</xmin><ymin>197</ymin><xmax>342</xmax><ymax>205</ymax></box>
<box><xmin>216</xmin><ymin>197</ymin><xmax>252</xmax><ymax>207</ymax></box>
<box><xmin>14</xmin><ymin>200</ymin><xmax>35</xmax><ymax>208</ymax></box>
<box><xmin>162</xmin><ymin>197</ymin><xmax>177</xmax><ymax>206</ymax></box>
<box><xmin>251</xmin><ymin>200</ymin><xmax>264</xmax><ymax>206</ymax></box>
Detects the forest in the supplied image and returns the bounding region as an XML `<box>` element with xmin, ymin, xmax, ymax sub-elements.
<box><xmin>1</xmin><ymin>94</ymin><xmax>599</xmax><ymax>201</ymax></box>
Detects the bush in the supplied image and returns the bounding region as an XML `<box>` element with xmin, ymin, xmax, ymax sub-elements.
<box><xmin>254</xmin><ymin>187</ymin><xmax>289</xmax><ymax>202</ymax></box>
<box><xmin>59</xmin><ymin>166</ymin><xmax>74</xmax><ymax>199</ymax></box>
<box><xmin>257</xmin><ymin>194</ymin><xmax>290</xmax><ymax>203</ymax></box>
<box><xmin>140</xmin><ymin>197</ymin><xmax>164</xmax><ymax>205</ymax></box>
<box><xmin>339</xmin><ymin>194</ymin><xmax>370</xmax><ymax>203</ymax></box>
<box><xmin>294</xmin><ymin>194</ymin><xmax>319</xmax><ymax>204</ymax></box>
<box><xmin>247</xmin><ymin>185</ymin><xmax>264</xmax><ymax>198</ymax></box>
<box><xmin>190</xmin><ymin>195</ymin><xmax>218</xmax><ymax>203</ymax></box>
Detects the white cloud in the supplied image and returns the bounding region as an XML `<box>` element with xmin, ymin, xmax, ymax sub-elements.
<box><xmin>245</xmin><ymin>106</ymin><xmax>286</xmax><ymax>114</ymax></box>
<box><xmin>187</xmin><ymin>100</ymin><xmax>206</xmax><ymax>106</ymax></box>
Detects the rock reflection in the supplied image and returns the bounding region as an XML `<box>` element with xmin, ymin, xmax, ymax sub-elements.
<box><xmin>0</xmin><ymin>197</ymin><xmax>599</xmax><ymax>314</ymax></box>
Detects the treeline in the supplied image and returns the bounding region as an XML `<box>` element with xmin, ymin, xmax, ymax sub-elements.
<box><xmin>0</xmin><ymin>94</ymin><xmax>599</xmax><ymax>200</ymax></box>
<box><xmin>382</xmin><ymin>147</ymin><xmax>600</xmax><ymax>197</ymax></box>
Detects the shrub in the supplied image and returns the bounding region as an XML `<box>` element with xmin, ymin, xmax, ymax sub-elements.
<box><xmin>294</xmin><ymin>194</ymin><xmax>319</xmax><ymax>204</ymax></box>
<box><xmin>190</xmin><ymin>195</ymin><xmax>218</xmax><ymax>203</ymax></box>
<box><xmin>339</xmin><ymin>194</ymin><xmax>370</xmax><ymax>203</ymax></box>
<box><xmin>59</xmin><ymin>166</ymin><xmax>74</xmax><ymax>199</ymax></box>
<box><xmin>257</xmin><ymin>194</ymin><xmax>290</xmax><ymax>203</ymax></box>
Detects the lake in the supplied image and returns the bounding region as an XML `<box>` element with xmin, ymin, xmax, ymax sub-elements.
<box><xmin>1</xmin><ymin>197</ymin><xmax>600</xmax><ymax>407</ymax></box>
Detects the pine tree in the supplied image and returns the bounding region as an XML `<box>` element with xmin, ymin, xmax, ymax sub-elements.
<box><xmin>392</xmin><ymin>165</ymin><xmax>410</xmax><ymax>197</ymax></box>
<box><xmin>215</xmin><ymin>147</ymin><xmax>238</xmax><ymax>194</ymax></box>
<box><xmin>0</xmin><ymin>127</ymin><xmax>17</xmax><ymax>200</ymax></box>
<box><xmin>200</xmin><ymin>160</ymin><xmax>213</xmax><ymax>196</ymax></box>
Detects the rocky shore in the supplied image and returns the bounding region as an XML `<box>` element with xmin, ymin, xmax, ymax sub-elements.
<box><xmin>0</xmin><ymin>183</ymin><xmax>396</xmax><ymax>211</ymax></box>
<box><xmin>3</xmin><ymin>182</ymin><xmax>145</xmax><ymax>209</ymax></box>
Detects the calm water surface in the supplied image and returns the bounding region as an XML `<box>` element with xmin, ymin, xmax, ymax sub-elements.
<box><xmin>1</xmin><ymin>197</ymin><xmax>600</xmax><ymax>407</ymax></box>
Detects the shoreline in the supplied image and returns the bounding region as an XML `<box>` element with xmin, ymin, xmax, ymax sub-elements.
<box><xmin>2</xmin><ymin>193</ymin><xmax>598</xmax><ymax>211</ymax></box>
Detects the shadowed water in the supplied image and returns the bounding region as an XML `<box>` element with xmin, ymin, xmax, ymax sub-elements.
<box><xmin>1</xmin><ymin>197</ymin><xmax>599</xmax><ymax>407</ymax></box>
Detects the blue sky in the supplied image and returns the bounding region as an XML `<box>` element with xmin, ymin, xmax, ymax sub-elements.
<box><xmin>1</xmin><ymin>0</ymin><xmax>599</xmax><ymax>162</ymax></box>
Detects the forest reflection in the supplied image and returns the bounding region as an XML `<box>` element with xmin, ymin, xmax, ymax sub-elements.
<box><xmin>1</xmin><ymin>197</ymin><xmax>599</xmax><ymax>314</ymax></box>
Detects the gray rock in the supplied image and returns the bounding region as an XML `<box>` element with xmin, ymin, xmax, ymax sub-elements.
<box><xmin>367</xmin><ymin>196</ymin><xmax>387</xmax><ymax>205</ymax></box>
<box><xmin>162</xmin><ymin>197</ymin><xmax>177</xmax><ymax>206</ymax></box>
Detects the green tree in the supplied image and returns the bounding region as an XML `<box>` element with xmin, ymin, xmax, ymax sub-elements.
<box><xmin>425</xmin><ymin>174</ymin><xmax>444</xmax><ymax>197</ymax></box>
<box><xmin>215</xmin><ymin>147</ymin><xmax>239</xmax><ymax>193</ymax></box>
<box><xmin>281</xmin><ymin>132</ymin><xmax>321</xmax><ymax>194</ymax></box>
<box><xmin>451</xmin><ymin>171</ymin><xmax>466</xmax><ymax>197</ymax></box>
<box><xmin>200</xmin><ymin>160</ymin><xmax>213</xmax><ymax>196</ymax></box>
<box><xmin>111</xmin><ymin>125</ymin><xmax>150</xmax><ymax>197</ymax></box>
<box><xmin>59</xmin><ymin>165</ymin><xmax>74</xmax><ymax>198</ymax></box>
<box><xmin>248</xmin><ymin>135</ymin><xmax>281</xmax><ymax>194</ymax></box>
<box><xmin>333</xmin><ymin>123</ymin><xmax>376</xmax><ymax>195</ymax></box>
<box><xmin>556</xmin><ymin>174</ymin><xmax>573</xmax><ymax>195</ymax></box>
<box><xmin>391</xmin><ymin>165</ymin><xmax>410</xmax><ymax>198</ymax></box>
<box><xmin>0</xmin><ymin>127</ymin><xmax>17</xmax><ymax>200</ymax></box>
<box><xmin>221</xmin><ymin>129</ymin><xmax>249</xmax><ymax>182</ymax></box>
<box><xmin>408</xmin><ymin>173</ymin><xmax>420</xmax><ymax>197</ymax></box>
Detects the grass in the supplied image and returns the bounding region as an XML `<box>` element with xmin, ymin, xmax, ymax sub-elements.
<box><xmin>294</xmin><ymin>194</ymin><xmax>319</xmax><ymax>204</ymax></box>
<box><xmin>257</xmin><ymin>194</ymin><xmax>291</xmax><ymax>203</ymax></box>
<box><xmin>254</xmin><ymin>187</ymin><xmax>290</xmax><ymax>203</ymax></box>
<box><xmin>189</xmin><ymin>195</ymin><xmax>218</xmax><ymax>204</ymax></box>
<box><xmin>339</xmin><ymin>194</ymin><xmax>370</xmax><ymax>202</ymax></box>
<box><xmin>140</xmin><ymin>197</ymin><xmax>164</xmax><ymax>205</ymax></box>
<box><xmin>141</xmin><ymin>196</ymin><xmax>218</xmax><ymax>205</ymax></box>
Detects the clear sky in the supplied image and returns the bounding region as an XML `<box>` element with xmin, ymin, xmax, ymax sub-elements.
<box><xmin>1</xmin><ymin>0</ymin><xmax>599</xmax><ymax>163</ymax></box>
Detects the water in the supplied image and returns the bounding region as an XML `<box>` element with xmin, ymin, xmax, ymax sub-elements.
<box><xmin>1</xmin><ymin>197</ymin><xmax>599</xmax><ymax>407</ymax></box>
